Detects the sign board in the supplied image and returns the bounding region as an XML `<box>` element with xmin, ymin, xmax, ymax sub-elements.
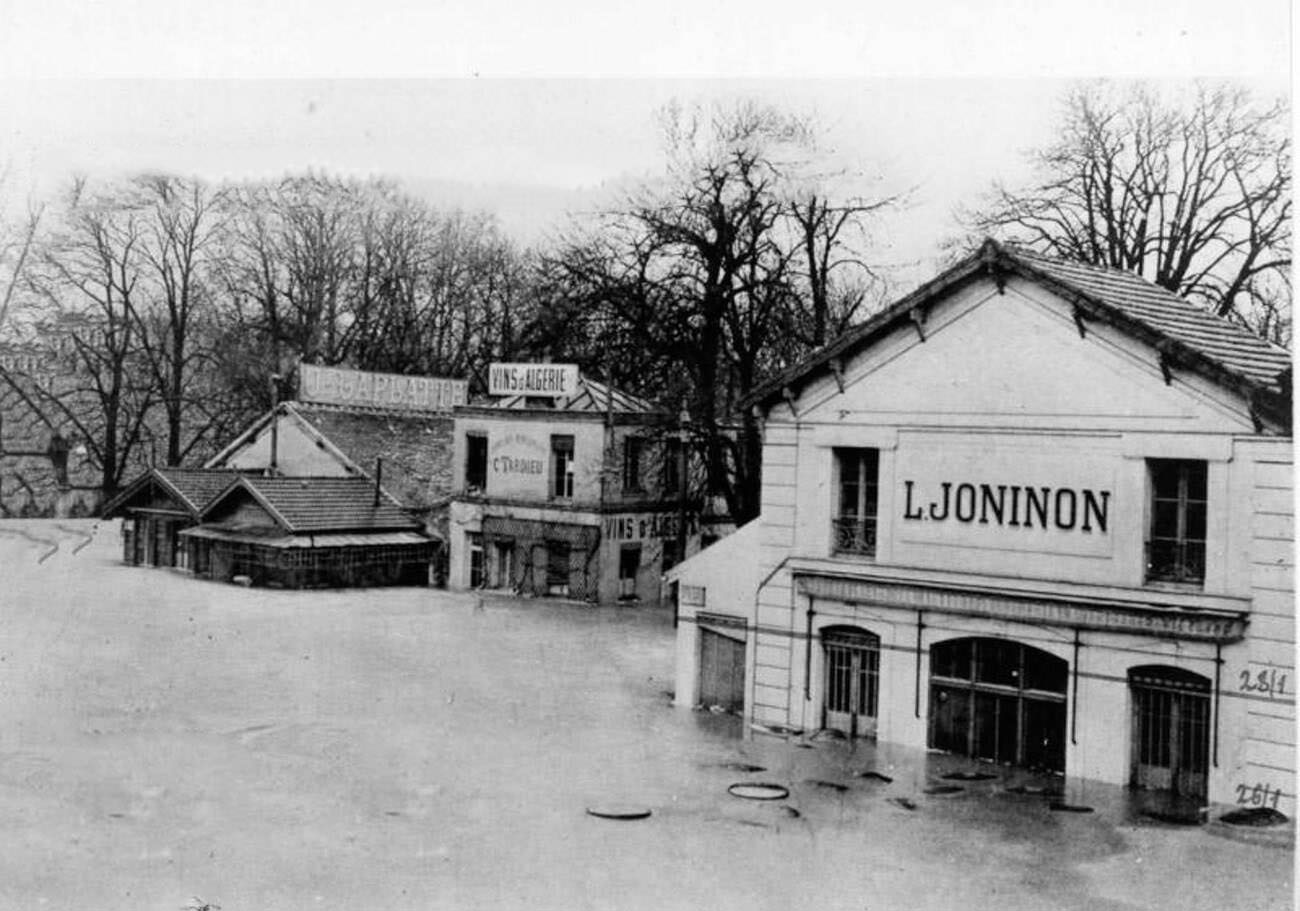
<box><xmin>488</xmin><ymin>363</ymin><xmax>580</xmax><ymax>398</ymax></box>
<box><xmin>895</xmin><ymin>447</ymin><xmax>1115</xmax><ymax>558</ymax></box>
<box><xmin>299</xmin><ymin>364</ymin><xmax>467</xmax><ymax>413</ymax></box>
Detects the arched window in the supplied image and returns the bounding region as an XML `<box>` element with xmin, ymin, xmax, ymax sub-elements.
<box><xmin>929</xmin><ymin>637</ymin><xmax>1068</xmax><ymax>772</ymax></box>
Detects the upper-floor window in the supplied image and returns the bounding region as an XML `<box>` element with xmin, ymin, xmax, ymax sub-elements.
<box><xmin>465</xmin><ymin>433</ymin><xmax>488</xmax><ymax>492</ymax></box>
<box><xmin>551</xmin><ymin>434</ymin><xmax>575</xmax><ymax>499</ymax></box>
<box><xmin>1146</xmin><ymin>459</ymin><xmax>1207</xmax><ymax>585</ymax></box>
<box><xmin>834</xmin><ymin>448</ymin><xmax>879</xmax><ymax>557</ymax></box>
<box><xmin>622</xmin><ymin>437</ymin><xmax>644</xmax><ymax>493</ymax></box>
<box><xmin>663</xmin><ymin>438</ymin><xmax>683</xmax><ymax>497</ymax></box>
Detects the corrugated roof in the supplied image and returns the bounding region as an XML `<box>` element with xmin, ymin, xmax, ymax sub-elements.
<box><xmin>1010</xmin><ymin>248</ymin><xmax>1292</xmax><ymax>392</ymax></box>
<box><xmin>204</xmin><ymin>476</ymin><xmax>420</xmax><ymax>533</ymax></box>
<box><xmin>492</xmin><ymin>376</ymin><xmax>664</xmax><ymax>414</ymax></box>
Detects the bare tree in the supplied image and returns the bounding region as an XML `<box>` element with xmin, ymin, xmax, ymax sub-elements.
<box><xmin>966</xmin><ymin>82</ymin><xmax>1291</xmax><ymax>344</ymax></box>
<box><xmin>532</xmin><ymin>100</ymin><xmax>901</xmax><ymax>523</ymax></box>
<box><xmin>23</xmin><ymin>179</ymin><xmax>154</xmax><ymax>496</ymax></box>
<box><xmin>131</xmin><ymin>175</ymin><xmax>228</xmax><ymax>464</ymax></box>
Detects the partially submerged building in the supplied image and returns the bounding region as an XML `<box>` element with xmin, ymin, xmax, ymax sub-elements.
<box><xmin>669</xmin><ymin>240</ymin><xmax>1294</xmax><ymax>819</ymax></box>
<box><xmin>106</xmin><ymin>366</ymin><xmax>459</xmax><ymax>588</ymax></box>
<box><xmin>448</xmin><ymin>377</ymin><xmax>702</xmax><ymax>603</ymax></box>
<box><xmin>101</xmin><ymin>467</ymin><xmax>242</xmax><ymax>568</ymax></box>
<box><xmin>180</xmin><ymin>475</ymin><xmax>434</xmax><ymax>588</ymax></box>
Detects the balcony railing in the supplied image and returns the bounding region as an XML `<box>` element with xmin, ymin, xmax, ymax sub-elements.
<box><xmin>1145</xmin><ymin>540</ymin><xmax>1205</xmax><ymax>585</ymax></box>
<box><xmin>832</xmin><ymin>516</ymin><xmax>877</xmax><ymax>557</ymax></box>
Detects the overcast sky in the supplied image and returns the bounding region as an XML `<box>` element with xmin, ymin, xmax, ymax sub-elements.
<box><xmin>0</xmin><ymin>0</ymin><xmax>1291</xmax><ymax>291</ymax></box>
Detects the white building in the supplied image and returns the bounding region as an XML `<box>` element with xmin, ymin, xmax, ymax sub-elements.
<box><xmin>670</xmin><ymin>240</ymin><xmax>1293</xmax><ymax>819</ymax></box>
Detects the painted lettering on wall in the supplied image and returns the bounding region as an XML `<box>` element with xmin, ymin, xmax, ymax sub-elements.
<box><xmin>1235</xmin><ymin>783</ymin><xmax>1284</xmax><ymax>809</ymax></box>
<box><xmin>604</xmin><ymin>512</ymin><xmax>697</xmax><ymax>542</ymax></box>
<box><xmin>1238</xmin><ymin>668</ymin><xmax>1287</xmax><ymax>699</ymax></box>
<box><xmin>902</xmin><ymin>481</ymin><xmax>1110</xmax><ymax>533</ymax></box>
<box><xmin>299</xmin><ymin>363</ymin><xmax>466</xmax><ymax>413</ymax></box>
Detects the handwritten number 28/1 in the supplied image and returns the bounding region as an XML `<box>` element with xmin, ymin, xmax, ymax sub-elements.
<box><xmin>1235</xmin><ymin>783</ymin><xmax>1282</xmax><ymax>808</ymax></box>
<box><xmin>1238</xmin><ymin>668</ymin><xmax>1287</xmax><ymax>697</ymax></box>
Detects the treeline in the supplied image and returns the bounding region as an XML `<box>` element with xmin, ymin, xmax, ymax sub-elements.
<box><xmin>0</xmin><ymin>86</ymin><xmax>1290</xmax><ymax>522</ymax></box>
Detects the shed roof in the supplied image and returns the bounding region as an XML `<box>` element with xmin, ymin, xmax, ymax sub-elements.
<box><xmin>748</xmin><ymin>239</ymin><xmax>1292</xmax><ymax>429</ymax></box>
<box><xmin>201</xmin><ymin>475</ymin><xmax>420</xmax><ymax>533</ymax></box>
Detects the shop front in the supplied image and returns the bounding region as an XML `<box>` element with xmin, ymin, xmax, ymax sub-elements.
<box><xmin>671</xmin><ymin>241</ymin><xmax>1292</xmax><ymax>817</ymax></box>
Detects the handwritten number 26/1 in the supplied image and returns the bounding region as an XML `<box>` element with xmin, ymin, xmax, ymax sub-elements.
<box><xmin>1238</xmin><ymin>668</ymin><xmax>1287</xmax><ymax>697</ymax></box>
<box><xmin>1235</xmin><ymin>783</ymin><xmax>1282</xmax><ymax>809</ymax></box>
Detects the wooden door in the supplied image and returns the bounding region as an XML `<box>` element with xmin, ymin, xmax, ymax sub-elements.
<box><xmin>699</xmin><ymin>628</ymin><xmax>745</xmax><ymax>713</ymax></box>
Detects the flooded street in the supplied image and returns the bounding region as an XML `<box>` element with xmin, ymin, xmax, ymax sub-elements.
<box><xmin>0</xmin><ymin>520</ymin><xmax>1292</xmax><ymax>911</ymax></box>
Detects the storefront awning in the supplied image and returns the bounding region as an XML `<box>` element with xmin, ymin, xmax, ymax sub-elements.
<box><xmin>481</xmin><ymin>515</ymin><xmax>598</xmax><ymax>549</ymax></box>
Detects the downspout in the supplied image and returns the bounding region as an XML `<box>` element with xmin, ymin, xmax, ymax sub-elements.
<box><xmin>1213</xmin><ymin>642</ymin><xmax>1222</xmax><ymax>768</ymax></box>
<box><xmin>1071</xmin><ymin>628</ymin><xmax>1081</xmax><ymax>746</ymax></box>
<box><xmin>914</xmin><ymin>610</ymin><xmax>925</xmax><ymax>718</ymax></box>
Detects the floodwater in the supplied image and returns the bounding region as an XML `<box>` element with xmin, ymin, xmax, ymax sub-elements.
<box><xmin>0</xmin><ymin>520</ymin><xmax>1292</xmax><ymax>911</ymax></box>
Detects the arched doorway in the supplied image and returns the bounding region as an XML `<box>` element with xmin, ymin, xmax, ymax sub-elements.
<box><xmin>929</xmin><ymin>637</ymin><xmax>1068</xmax><ymax>773</ymax></box>
<box><xmin>1128</xmin><ymin>666</ymin><xmax>1210</xmax><ymax>803</ymax></box>
<box><xmin>821</xmin><ymin>626</ymin><xmax>880</xmax><ymax>738</ymax></box>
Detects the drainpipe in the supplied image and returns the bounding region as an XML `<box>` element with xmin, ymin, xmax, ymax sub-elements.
<box><xmin>373</xmin><ymin>457</ymin><xmax>384</xmax><ymax>507</ymax></box>
<box><xmin>914</xmin><ymin>610</ymin><xmax>925</xmax><ymax>718</ymax></box>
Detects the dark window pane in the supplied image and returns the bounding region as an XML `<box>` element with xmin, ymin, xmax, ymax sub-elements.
<box><xmin>1151</xmin><ymin>501</ymin><xmax>1181</xmax><ymax>539</ymax></box>
<box><xmin>1150</xmin><ymin>460</ymin><xmax>1182</xmax><ymax>499</ymax></box>
<box><xmin>1184</xmin><ymin>461</ymin><xmax>1208</xmax><ymax>499</ymax></box>
<box><xmin>1022</xmin><ymin>648</ymin><xmax>1068</xmax><ymax>693</ymax></box>
<box><xmin>1184</xmin><ymin>502</ymin><xmax>1207</xmax><ymax>541</ymax></box>
<box><xmin>931</xmin><ymin>639</ymin><xmax>972</xmax><ymax>681</ymax></box>
<box><xmin>974</xmin><ymin>639</ymin><xmax>1019</xmax><ymax>688</ymax></box>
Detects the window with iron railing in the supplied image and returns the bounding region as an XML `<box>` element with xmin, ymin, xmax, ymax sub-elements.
<box><xmin>833</xmin><ymin>448</ymin><xmax>879</xmax><ymax>557</ymax></box>
<box><xmin>1145</xmin><ymin>459</ymin><xmax>1207</xmax><ymax>586</ymax></box>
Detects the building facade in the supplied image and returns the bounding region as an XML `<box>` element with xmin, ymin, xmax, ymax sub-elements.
<box><xmin>671</xmin><ymin>241</ymin><xmax>1294</xmax><ymax>820</ymax></box>
<box><xmin>448</xmin><ymin>378</ymin><xmax>698</xmax><ymax>604</ymax></box>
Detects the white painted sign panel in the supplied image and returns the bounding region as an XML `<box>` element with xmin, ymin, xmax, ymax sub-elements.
<box><xmin>488</xmin><ymin>363</ymin><xmax>579</xmax><ymax>397</ymax></box>
<box><xmin>299</xmin><ymin>364</ymin><xmax>467</xmax><ymax>413</ymax></box>
<box><xmin>894</xmin><ymin>447</ymin><xmax>1115</xmax><ymax>558</ymax></box>
<box><xmin>488</xmin><ymin>430</ymin><xmax>550</xmax><ymax>498</ymax></box>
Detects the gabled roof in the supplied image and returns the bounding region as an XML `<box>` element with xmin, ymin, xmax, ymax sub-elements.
<box><xmin>203</xmin><ymin>402</ymin><xmax>363</xmax><ymax>476</ymax></box>
<box><xmin>101</xmin><ymin>467</ymin><xmax>242</xmax><ymax>518</ymax></box>
<box><xmin>200</xmin><ymin>475</ymin><xmax>420</xmax><ymax>533</ymax></box>
<box><xmin>748</xmin><ymin>240</ymin><xmax>1292</xmax><ymax>430</ymax></box>
<box><xmin>491</xmin><ymin>376</ymin><xmax>664</xmax><ymax>414</ymax></box>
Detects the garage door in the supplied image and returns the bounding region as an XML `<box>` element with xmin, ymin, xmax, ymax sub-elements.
<box><xmin>699</xmin><ymin>627</ymin><xmax>746</xmax><ymax>713</ymax></box>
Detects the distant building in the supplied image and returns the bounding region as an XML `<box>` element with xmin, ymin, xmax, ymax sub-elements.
<box><xmin>448</xmin><ymin>376</ymin><xmax>704</xmax><ymax>603</ymax></box>
<box><xmin>669</xmin><ymin>240</ymin><xmax>1293</xmax><ymax>821</ymax></box>
<box><xmin>0</xmin><ymin>318</ymin><xmax>100</xmax><ymax>516</ymax></box>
